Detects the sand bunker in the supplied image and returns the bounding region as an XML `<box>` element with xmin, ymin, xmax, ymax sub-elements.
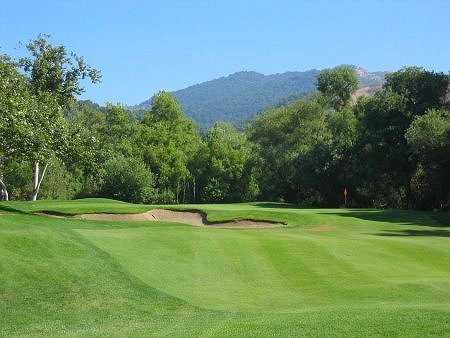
<box><xmin>77</xmin><ymin>209</ymin><xmax>283</xmax><ymax>228</ymax></box>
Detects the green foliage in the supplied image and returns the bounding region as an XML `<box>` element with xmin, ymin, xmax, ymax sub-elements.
<box><xmin>1</xmin><ymin>161</ymin><xmax>30</xmax><ymax>200</ymax></box>
<box><xmin>39</xmin><ymin>159</ymin><xmax>83</xmax><ymax>200</ymax></box>
<box><xmin>384</xmin><ymin>66</ymin><xmax>448</xmax><ymax>115</ymax></box>
<box><xmin>19</xmin><ymin>34</ymin><xmax>101</xmax><ymax>107</ymax></box>
<box><xmin>197</xmin><ymin>123</ymin><xmax>259</xmax><ymax>202</ymax></box>
<box><xmin>406</xmin><ymin>108</ymin><xmax>450</xmax><ymax>150</ymax></box>
<box><xmin>101</xmin><ymin>104</ymin><xmax>137</xmax><ymax>156</ymax></box>
<box><xmin>2</xmin><ymin>159</ymin><xmax>82</xmax><ymax>200</ymax></box>
<box><xmin>0</xmin><ymin>55</ymin><xmax>39</xmax><ymax>161</ymax></box>
<box><xmin>137</xmin><ymin>92</ymin><xmax>201</xmax><ymax>203</ymax></box>
<box><xmin>249</xmin><ymin>66</ymin><xmax>448</xmax><ymax>209</ymax></box>
<box><xmin>0</xmin><ymin>36</ymin><xmax>100</xmax><ymax>200</ymax></box>
<box><xmin>352</xmin><ymin>68</ymin><xmax>449</xmax><ymax>209</ymax></box>
<box><xmin>354</xmin><ymin>89</ymin><xmax>411</xmax><ymax>207</ymax></box>
<box><xmin>1</xmin><ymin>36</ymin><xmax>447</xmax><ymax>209</ymax></box>
<box><xmin>406</xmin><ymin>109</ymin><xmax>450</xmax><ymax>209</ymax></box>
<box><xmin>100</xmin><ymin>156</ymin><xmax>155</xmax><ymax>203</ymax></box>
<box><xmin>317</xmin><ymin>66</ymin><xmax>359</xmax><ymax>109</ymax></box>
<box><xmin>144</xmin><ymin>90</ymin><xmax>183</xmax><ymax>123</ymax></box>
<box><xmin>249</xmin><ymin>98</ymin><xmax>352</xmax><ymax>205</ymax></box>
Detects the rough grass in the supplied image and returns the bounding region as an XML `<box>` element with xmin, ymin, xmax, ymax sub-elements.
<box><xmin>0</xmin><ymin>198</ymin><xmax>449</xmax><ymax>336</ymax></box>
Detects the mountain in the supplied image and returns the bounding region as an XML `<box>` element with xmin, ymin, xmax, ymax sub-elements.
<box><xmin>133</xmin><ymin>66</ymin><xmax>387</xmax><ymax>128</ymax></box>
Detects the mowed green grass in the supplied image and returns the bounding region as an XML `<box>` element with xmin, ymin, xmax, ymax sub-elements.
<box><xmin>1</xmin><ymin>199</ymin><xmax>449</xmax><ymax>336</ymax></box>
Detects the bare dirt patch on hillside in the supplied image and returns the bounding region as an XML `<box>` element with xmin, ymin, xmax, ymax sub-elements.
<box><xmin>77</xmin><ymin>209</ymin><xmax>283</xmax><ymax>228</ymax></box>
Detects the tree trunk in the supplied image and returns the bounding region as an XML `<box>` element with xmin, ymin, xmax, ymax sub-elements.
<box><xmin>0</xmin><ymin>177</ymin><xmax>8</xmax><ymax>201</ymax></box>
<box><xmin>31</xmin><ymin>161</ymin><xmax>48</xmax><ymax>201</ymax></box>
<box><xmin>0</xmin><ymin>158</ymin><xmax>8</xmax><ymax>201</ymax></box>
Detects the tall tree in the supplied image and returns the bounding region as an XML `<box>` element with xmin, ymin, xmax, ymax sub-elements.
<box><xmin>138</xmin><ymin>91</ymin><xmax>201</xmax><ymax>203</ymax></box>
<box><xmin>18</xmin><ymin>35</ymin><xmax>101</xmax><ymax>200</ymax></box>
<box><xmin>384</xmin><ymin>66</ymin><xmax>448</xmax><ymax>116</ymax></box>
<box><xmin>0</xmin><ymin>55</ymin><xmax>30</xmax><ymax>200</ymax></box>
<box><xmin>249</xmin><ymin>98</ymin><xmax>333</xmax><ymax>203</ymax></box>
<box><xmin>354</xmin><ymin>67</ymin><xmax>448</xmax><ymax>208</ymax></box>
<box><xmin>198</xmin><ymin>123</ymin><xmax>259</xmax><ymax>202</ymax></box>
<box><xmin>406</xmin><ymin>109</ymin><xmax>450</xmax><ymax>209</ymax></box>
<box><xmin>317</xmin><ymin>66</ymin><xmax>359</xmax><ymax>109</ymax></box>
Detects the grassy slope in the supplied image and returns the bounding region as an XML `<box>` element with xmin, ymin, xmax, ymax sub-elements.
<box><xmin>1</xmin><ymin>198</ymin><xmax>449</xmax><ymax>336</ymax></box>
<box><xmin>0</xmin><ymin>198</ymin><xmax>151</xmax><ymax>215</ymax></box>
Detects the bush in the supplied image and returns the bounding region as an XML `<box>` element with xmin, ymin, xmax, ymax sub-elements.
<box><xmin>100</xmin><ymin>157</ymin><xmax>155</xmax><ymax>203</ymax></box>
<box><xmin>40</xmin><ymin>160</ymin><xmax>83</xmax><ymax>200</ymax></box>
<box><xmin>2</xmin><ymin>161</ymin><xmax>30</xmax><ymax>200</ymax></box>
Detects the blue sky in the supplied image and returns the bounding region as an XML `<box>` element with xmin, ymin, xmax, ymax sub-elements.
<box><xmin>1</xmin><ymin>0</ymin><xmax>449</xmax><ymax>105</ymax></box>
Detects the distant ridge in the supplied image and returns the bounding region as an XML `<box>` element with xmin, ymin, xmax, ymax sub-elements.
<box><xmin>133</xmin><ymin>66</ymin><xmax>387</xmax><ymax>128</ymax></box>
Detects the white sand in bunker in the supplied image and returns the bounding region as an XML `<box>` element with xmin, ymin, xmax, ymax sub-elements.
<box><xmin>77</xmin><ymin>209</ymin><xmax>283</xmax><ymax>228</ymax></box>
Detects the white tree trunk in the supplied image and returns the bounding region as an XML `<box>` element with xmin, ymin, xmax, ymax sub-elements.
<box><xmin>0</xmin><ymin>158</ymin><xmax>9</xmax><ymax>201</ymax></box>
<box><xmin>0</xmin><ymin>177</ymin><xmax>8</xmax><ymax>201</ymax></box>
<box><xmin>31</xmin><ymin>161</ymin><xmax>48</xmax><ymax>201</ymax></box>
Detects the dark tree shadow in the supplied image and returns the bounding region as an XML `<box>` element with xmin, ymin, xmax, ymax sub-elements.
<box><xmin>252</xmin><ymin>202</ymin><xmax>301</xmax><ymax>209</ymax></box>
<box><xmin>373</xmin><ymin>229</ymin><xmax>450</xmax><ymax>238</ymax></box>
<box><xmin>319</xmin><ymin>209</ymin><xmax>450</xmax><ymax>228</ymax></box>
<box><xmin>0</xmin><ymin>204</ymin><xmax>27</xmax><ymax>214</ymax></box>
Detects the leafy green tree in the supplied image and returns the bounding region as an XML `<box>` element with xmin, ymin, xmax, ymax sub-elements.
<box><xmin>198</xmin><ymin>123</ymin><xmax>259</xmax><ymax>202</ymax></box>
<box><xmin>18</xmin><ymin>35</ymin><xmax>101</xmax><ymax>200</ymax></box>
<box><xmin>61</xmin><ymin>101</ymin><xmax>107</xmax><ymax>197</ymax></box>
<box><xmin>138</xmin><ymin>91</ymin><xmax>201</xmax><ymax>203</ymax></box>
<box><xmin>100</xmin><ymin>156</ymin><xmax>155</xmax><ymax>203</ymax></box>
<box><xmin>353</xmin><ymin>90</ymin><xmax>409</xmax><ymax>207</ymax></box>
<box><xmin>0</xmin><ymin>55</ymin><xmax>29</xmax><ymax>200</ymax></box>
<box><xmin>384</xmin><ymin>66</ymin><xmax>448</xmax><ymax>115</ymax></box>
<box><xmin>249</xmin><ymin>99</ymin><xmax>332</xmax><ymax>202</ymax></box>
<box><xmin>250</xmin><ymin>94</ymin><xmax>359</xmax><ymax>206</ymax></box>
<box><xmin>101</xmin><ymin>104</ymin><xmax>137</xmax><ymax>157</ymax></box>
<box><xmin>19</xmin><ymin>35</ymin><xmax>101</xmax><ymax>106</ymax></box>
<box><xmin>39</xmin><ymin>159</ymin><xmax>83</xmax><ymax>200</ymax></box>
<box><xmin>317</xmin><ymin>66</ymin><xmax>359</xmax><ymax>109</ymax></box>
<box><xmin>353</xmin><ymin>67</ymin><xmax>448</xmax><ymax>208</ymax></box>
<box><xmin>144</xmin><ymin>91</ymin><xmax>183</xmax><ymax>123</ymax></box>
<box><xmin>0</xmin><ymin>55</ymin><xmax>64</xmax><ymax>200</ymax></box>
<box><xmin>406</xmin><ymin>109</ymin><xmax>450</xmax><ymax>209</ymax></box>
<box><xmin>1</xmin><ymin>160</ymin><xmax>30</xmax><ymax>200</ymax></box>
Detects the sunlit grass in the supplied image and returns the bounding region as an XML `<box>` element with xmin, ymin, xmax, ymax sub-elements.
<box><xmin>1</xmin><ymin>198</ymin><xmax>449</xmax><ymax>336</ymax></box>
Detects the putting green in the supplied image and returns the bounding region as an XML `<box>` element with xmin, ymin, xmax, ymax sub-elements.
<box><xmin>1</xmin><ymin>199</ymin><xmax>449</xmax><ymax>336</ymax></box>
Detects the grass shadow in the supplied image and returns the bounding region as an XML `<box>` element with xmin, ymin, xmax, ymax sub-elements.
<box><xmin>0</xmin><ymin>204</ymin><xmax>28</xmax><ymax>214</ymax></box>
<box><xmin>320</xmin><ymin>209</ymin><xmax>450</xmax><ymax>228</ymax></box>
<box><xmin>373</xmin><ymin>229</ymin><xmax>450</xmax><ymax>237</ymax></box>
<box><xmin>251</xmin><ymin>202</ymin><xmax>301</xmax><ymax>209</ymax></box>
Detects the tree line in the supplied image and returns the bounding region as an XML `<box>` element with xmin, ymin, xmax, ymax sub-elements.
<box><xmin>0</xmin><ymin>37</ymin><xmax>449</xmax><ymax>209</ymax></box>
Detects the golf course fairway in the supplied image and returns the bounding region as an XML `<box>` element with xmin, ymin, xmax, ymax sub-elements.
<box><xmin>1</xmin><ymin>198</ymin><xmax>449</xmax><ymax>336</ymax></box>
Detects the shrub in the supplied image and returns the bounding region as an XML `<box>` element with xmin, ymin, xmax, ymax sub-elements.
<box><xmin>100</xmin><ymin>156</ymin><xmax>155</xmax><ymax>203</ymax></box>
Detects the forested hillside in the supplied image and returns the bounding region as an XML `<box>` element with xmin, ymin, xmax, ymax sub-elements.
<box><xmin>133</xmin><ymin>66</ymin><xmax>386</xmax><ymax>128</ymax></box>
